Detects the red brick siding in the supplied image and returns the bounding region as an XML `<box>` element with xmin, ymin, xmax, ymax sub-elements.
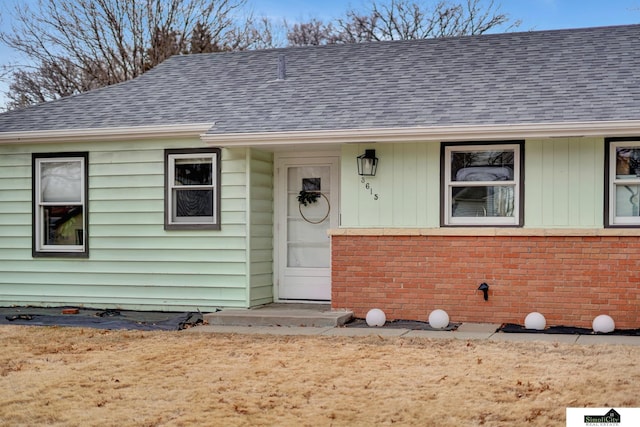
<box><xmin>331</xmin><ymin>235</ymin><xmax>640</xmax><ymax>329</ymax></box>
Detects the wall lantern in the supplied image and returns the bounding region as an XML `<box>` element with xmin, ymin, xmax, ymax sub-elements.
<box><xmin>357</xmin><ymin>149</ymin><xmax>378</xmax><ymax>176</ymax></box>
<box><xmin>478</xmin><ymin>282</ymin><xmax>489</xmax><ymax>301</ymax></box>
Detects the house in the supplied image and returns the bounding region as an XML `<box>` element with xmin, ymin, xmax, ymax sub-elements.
<box><xmin>1</xmin><ymin>24</ymin><xmax>639</xmax><ymax>328</ymax></box>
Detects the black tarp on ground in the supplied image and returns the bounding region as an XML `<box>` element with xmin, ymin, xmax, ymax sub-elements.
<box><xmin>0</xmin><ymin>307</ymin><xmax>206</xmax><ymax>331</ymax></box>
<box><xmin>498</xmin><ymin>323</ymin><xmax>640</xmax><ymax>336</ymax></box>
<box><xmin>345</xmin><ymin>318</ymin><xmax>460</xmax><ymax>331</ymax></box>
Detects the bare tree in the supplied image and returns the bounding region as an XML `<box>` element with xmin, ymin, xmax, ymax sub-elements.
<box><xmin>288</xmin><ymin>0</ymin><xmax>520</xmax><ymax>45</ymax></box>
<box><xmin>146</xmin><ymin>27</ymin><xmax>183</xmax><ymax>72</ymax></box>
<box><xmin>1</xmin><ymin>0</ymin><xmax>249</xmax><ymax>107</ymax></box>
<box><xmin>287</xmin><ymin>19</ymin><xmax>335</xmax><ymax>46</ymax></box>
<box><xmin>7</xmin><ymin>59</ymin><xmax>75</xmax><ymax>109</ymax></box>
<box><xmin>223</xmin><ymin>16</ymin><xmax>279</xmax><ymax>51</ymax></box>
<box><xmin>1</xmin><ymin>0</ymin><xmax>520</xmax><ymax>109</ymax></box>
<box><xmin>190</xmin><ymin>22</ymin><xmax>217</xmax><ymax>53</ymax></box>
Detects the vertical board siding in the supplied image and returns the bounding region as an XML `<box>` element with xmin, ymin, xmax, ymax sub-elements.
<box><xmin>341</xmin><ymin>142</ymin><xmax>440</xmax><ymax>227</ymax></box>
<box><xmin>340</xmin><ymin>144</ymin><xmax>361</xmax><ymax>226</ymax></box>
<box><xmin>248</xmin><ymin>149</ymin><xmax>274</xmax><ymax>306</ymax></box>
<box><xmin>525</xmin><ymin>138</ymin><xmax>603</xmax><ymax>228</ymax></box>
<box><xmin>0</xmin><ymin>140</ymin><xmax>252</xmax><ymax>311</ymax></box>
<box><xmin>342</xmin><ymin>138</ymin><xmax>604</xmax><ymax>228</ymax></box>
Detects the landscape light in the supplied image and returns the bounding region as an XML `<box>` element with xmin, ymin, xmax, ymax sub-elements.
<box><xmin>592</xmin><ymin>314</ymin><xmax>615</xmax><ymax>333</ymax></box>
<box><xmin>366</xmin><ymin>308</ymin><xmax>386</xmax><ymax>327</ymax></box>
<box><xmin>428</xmin><ymin>309</ymin><xmax>449</xmax><ymax>329</ymax></box>
<box><xmin>524</xmin><ymin>312</ymin><xmax>546</xmax><ymax>330</ymax></box>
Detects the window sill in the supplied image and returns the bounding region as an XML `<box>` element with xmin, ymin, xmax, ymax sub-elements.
<box><xmin>33</xmin><ymin>251</ymin><xmax>89</xmax><ymax>258</ymax></box>
<box><xmin>164</xmin><ymin>224</ymin><xmax>221</xmax><ymax>231</ymax></box>
<box><xmin>328</xmin><ymin>227</ymin><xmax>640</xmax><ymax>237</ymax></box>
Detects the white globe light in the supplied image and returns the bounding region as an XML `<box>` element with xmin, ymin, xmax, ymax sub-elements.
<box><xmin>428</xmin><ymin>309</ymin><xmax>449</xmax><ymax>329</ymax></box>
<box><xmin>524</xmin><ymin>312</ymin><xmax>546</xmax><ymax>330</ymax></box>
<box><xmin>365</xmin><ymin>308</ymin><xmax>386</xmax><ymax>327</ymax></box>
<box><xmin>592</xmin><ymin>314</ymin><xmax>615</xmax><ymax>333</ymax></box>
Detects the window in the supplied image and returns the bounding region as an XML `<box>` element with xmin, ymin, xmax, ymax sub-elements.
<box><xmin>165</xmin><ymin>148</ymin><xmax>221</xmax><ymax>230</ymax></box>
<box><xmin>32</xmin><ymin>153</ymin><xmax>88</xmax><ymax>257</ymax></box>
<box><xmin>442</xmin><ymin>142</ymin><xmax>523</xmax><ymax>226</ymax></box>
<box><xmin>605</xmin><ymin>138</ymin><xmax>640</xmax><ymax>227</ymax></box>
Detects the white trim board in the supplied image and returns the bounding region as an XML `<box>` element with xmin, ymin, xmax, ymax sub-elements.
<box><xmin>202</xmin><ymin>120</ymin><xmax>640</xmax><ymax>146</ymax></box>
<box><xmin>0</xmin><ymin>123</ymin><xmax>215</xmax><ymax>144</ymax></box>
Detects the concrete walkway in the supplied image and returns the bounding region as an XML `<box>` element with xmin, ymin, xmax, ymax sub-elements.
<box><xmin>187</xmin><ymin>321</ymin><xmax>640</xmax><ymax>346</ymax></box>
<box><xmin>204</xmin><ymin>303</ymin><xmax>352</xmax><ymax>328</ymax></box>
<box><xmin>193</xmin><ymin>303</ymin><xmax>640</xmax><ymax>346</ymax></box>
<box><xmin>2</xmin><ymin>304</ymin><xmax>637</xmax><ymax>345</ymax></box>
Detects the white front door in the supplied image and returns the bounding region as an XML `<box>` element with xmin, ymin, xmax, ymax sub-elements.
<box><xmin>276</xmin><ymin>155</ymin><xmax>339</xmax><ymax>301</ymax></box>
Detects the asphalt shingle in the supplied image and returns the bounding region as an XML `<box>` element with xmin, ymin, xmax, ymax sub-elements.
<box><xmin>0</xmin><ymin>24</ymin><xmax>639</xmax><ymax>135</ymax></box>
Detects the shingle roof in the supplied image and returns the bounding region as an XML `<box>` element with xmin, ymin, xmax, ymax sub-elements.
<box><xmin>0</xmin><ymin>24</ymin><xmax>639</xmax><ymax>135</ymax></box>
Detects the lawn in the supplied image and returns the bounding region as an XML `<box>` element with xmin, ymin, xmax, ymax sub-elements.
<box><xmin>1</xmin><ymin>325</ymin><xmax>638</xmax><ymax>426</ymax></box>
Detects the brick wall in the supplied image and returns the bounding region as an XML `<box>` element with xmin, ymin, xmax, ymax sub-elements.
<box><xmin>331</xmin><ymin>234</ymin><xmax>640</xmax><ymax>329</ymax></box>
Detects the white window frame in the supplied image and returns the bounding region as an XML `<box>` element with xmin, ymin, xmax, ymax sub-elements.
<box><xmin>165</xmin><ymin>149</ymin><xmax>220</xmax><ymax>230</ymax></box>
<box><xmin>33</xmin><ymin>153</ymin><xmax>88</xmax><ymax>257</ymax></box>
<box><xmin>443</xmin><ymin>143</ymin><xmax>522</xmax><ymax>227</ymax></box>
<box><xmin>606</xmin><ymin>139</ymin><xmax>640</xmax><ymax>227</ymax></box>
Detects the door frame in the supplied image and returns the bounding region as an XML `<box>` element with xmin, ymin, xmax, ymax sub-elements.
<box><xmin>273</xmin><ymin>151</ymin><xmax>340</xmax><ymax>303</ymax></box>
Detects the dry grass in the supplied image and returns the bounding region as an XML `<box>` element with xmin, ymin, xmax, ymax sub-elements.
<box><xmin>1</xmin><ymin>325</ymin><xmax>639</xmax><ymax>426</ymax></box>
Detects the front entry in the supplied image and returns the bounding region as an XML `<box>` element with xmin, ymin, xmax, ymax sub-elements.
<box><xmin>275</xmin><ymin>155</ymin><xmax>339</xmax><ymax>301</ymax></box>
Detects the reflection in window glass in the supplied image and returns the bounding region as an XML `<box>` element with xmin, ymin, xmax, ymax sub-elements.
<box><xmin>41</xmin><ymin>161</ymin><xmax>82</xmax><ymax>203</ymax></box>
<box><xmin>165</xmin><ymin>149</ymin><xmax>220</xmax><ymax>229</ymax></box>
<box><xmin>174</xmin><ymin>158</ymin><xmax>213</xmax><ymax>186</ymax></box>
<box><xmin>615</xmin><ymin>147</ymin><xmax>640</xmax><ymax>178</ymax></box>
<box><xmin>33</xmin><ymin>154</ymin><xmax>87</xmax><ymax>256</ymax></box>
<box><xmin>43</xmin><ymin>206</ymin><xmax>84</xmax><ymax>245</ymax></box>
<box><xmin>174</xmin><ymin>189</ymin><xmax>214</xmax><ymax>217</ymax></box>
<box><xmin>451</xmin><ymin>150</ymin><xmax>514</xmax><ymax>182</ymax></box>
<box><xmin>609</xmin><ymin>141</ymin><xmax>640</xmax><ymax>225</ymax></box>
<box><xmin>451</xmin><ymin>186</ymin><xmax>514</xmax><ymax>218</ymax></box>
<box><xmin>443</xmin><ymin>143</ymin><xmax>521</xmax><ymax>226</ymax></box>
<box><xmin>615</xmin><ymin>184</ymin><xmax>640</xmax><ymax>217</ymax></box>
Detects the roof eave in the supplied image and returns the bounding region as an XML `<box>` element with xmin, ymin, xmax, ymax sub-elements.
<box><xmin>200</xmin><ymin>120</ymin><xmax>640</xmax><ymax>146</ymax></box>
<box><xmin>0</xmin><ymin>123</ymin><xmax>215</xmax><ymax>144</ymax></box>
<box><xmin>2</xmin><ymin>120</ymin><xmax>639</xmax><ymax>146</ymax></box>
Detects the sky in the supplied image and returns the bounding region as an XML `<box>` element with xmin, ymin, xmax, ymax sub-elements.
<box><xmin>252</xmin><ymin>0</ymin><xmax>640</xmax><ymax>30</ymax></box>
<box><xmin>0</xmin><ymin>0</ymin><xmax>639</xmax><ymax>108</ymax></box>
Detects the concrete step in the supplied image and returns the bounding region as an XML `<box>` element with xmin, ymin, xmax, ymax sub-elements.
<box><xmin>204</xmin><ymin>303</ymin><xmax>353</xmax><ymax>328</ymax></box>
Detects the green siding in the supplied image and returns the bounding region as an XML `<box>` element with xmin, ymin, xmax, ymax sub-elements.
<box><xmin>0</xmin><ymin>134</ymin><xmax>609</xmax><ymax>310</ymax></box>
<box><xmin>341</xmin><ymin>138</ymin><xmax>605</xmax><ymax>229</ymax></box>
<box><xmin>0</xmin><ymin>140</ymin><xmax>260</xmax><ymax>311</ymax></box>
<box><xmin>525</xmin><ymin>138</ymin><xmax>603</xmax><ymax>228</ymax></box>
<box><xmin>341</xmin><ymin>142</ymin><xmax>440</xmax><ymax>227</ymax></box>
<box><xmin>248</xmin><ymin>149</ymin><xmax>274</xmax><ymax>306</ymax></box>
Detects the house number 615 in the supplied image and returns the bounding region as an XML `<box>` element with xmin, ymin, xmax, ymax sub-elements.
<box><xmin>361</xmin><ymin>177</ymin><xmax>379</xmax><ymax>200</ymax></box>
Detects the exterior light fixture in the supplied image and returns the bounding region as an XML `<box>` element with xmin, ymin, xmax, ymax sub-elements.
<box><xmin>357</xmin><ymin>149</ymin><xmax>378</xmax><ymax>176</ymax></box>
<box><xmin>478</xmin><ymin>282</ymin><xmax>489</xmax><ymax>301</ymax></box>
<box><xmin>524</xmin><ymin>312</ymin><xmax>546</xmax><ymax>330</ymax></box>
<box><xmin>428</xmin><ymin>309</ymin><xmax>450</xmax><ymax>329</ymax></box>
<box><xmin>592</xmin><ymin>314</ymin><xmax>615</xmax><ymax>333</ymax></box>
